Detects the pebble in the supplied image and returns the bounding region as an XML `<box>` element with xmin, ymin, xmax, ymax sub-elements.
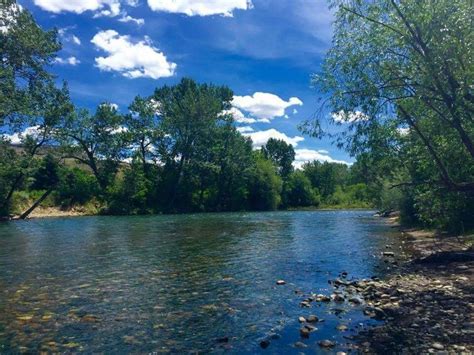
<box><xmin>276</xmin><ymin>280</ymin><xmax>286</xmax><ymax>285</ymax></box>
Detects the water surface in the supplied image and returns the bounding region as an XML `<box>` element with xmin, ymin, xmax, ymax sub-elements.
<box><xmin>0</xmin><ymin>210</ymin><xmax>400</xmax><ymax>353</ymax></box>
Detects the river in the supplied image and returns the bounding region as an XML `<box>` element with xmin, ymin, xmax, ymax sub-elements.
<box><xmin>0</xmin><ymin>210</ymin><xmax>401</xmax><ymax>353</ymax></box>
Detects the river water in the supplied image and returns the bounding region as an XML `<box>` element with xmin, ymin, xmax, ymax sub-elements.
<box><xmin>0</xmin><ymin>210</ymin><xmax>401</xmax><ymax>353</ymax></box>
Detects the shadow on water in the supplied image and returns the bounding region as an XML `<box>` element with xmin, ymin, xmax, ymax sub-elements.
<box><xmin>0</xmin><ymin>210</ymin><xmax>403</xmax><ymax>353</ymax></box>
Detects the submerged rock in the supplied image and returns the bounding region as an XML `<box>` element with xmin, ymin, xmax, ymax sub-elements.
<box><xmin>307</xmin><ymin>315</ymin><xmax>318</xmax><ymax>323</ymax></box>
<box><xmin>300</xmin><ymin>327</ymin><xmax>310</xmax><ymax>338</ymax></box>
<box><xmin>318</xmin><ymin>340</ymin><xmax>335</xmax><ymax>348</ymax></box>
<box><xmin>260</xmin><ymin>339</ymin><xmax>270</xmax><ymax>349</ymax></box>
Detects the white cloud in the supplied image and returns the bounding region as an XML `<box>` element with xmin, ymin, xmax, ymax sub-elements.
<box><xmin>33</xmin><ymin>0</ymin><xmax>121</xmax><ymax>17</ymax></box>
<box><xmin>243</xmin><ymin>128</ymin><xmax>304</xmax><ymax>148</ymax></box>
<box><xmin>147</xmin><ymin>0</ymin><xmax>253</xmax><ymax>16</ymax></box>
<box><xmin>236</xmin><ymin>126</ymin><xmax>254</xmax><ymax>133</ymax></box>
<box><xmin>72</xmin><ymin>35</ymin><xmax>81</xmax><ymax>45</ymax></box>
<box><xmin>293</xmin><ymin>148</ymin><xmax>350</xmax><ymax>169</ymax></box>
<box><xmin>233</xmin><ymin>92</ymin><xmax>303</xmax><ymax>120</ymax></box>
<box><xmin>91</xmin><ymin>30</ymin><xmax>177</xmax><ymax>80</ymax></box>
<box><xmin>2</xmin><ymin>126</ymin><xmax>42</xmax><ymax>145</ymax></box>
<box><xmin>331</xmin><ymin>110</ymin><xmax>369</xmax><ymax>123</ymax></box>
<box><xmin>119</xmin><ymin>14</ymin><xmax>145</xmax><ymax>25</ymax></box>
<box><xmin>54</xmin><ymin>56</ymin><xmax>80</xmax><ymax>65</ymax></box>
<box><xmin>223</xmin><ymin>107</ymin><xmax>270</xmax><ymax>124</ymax></box>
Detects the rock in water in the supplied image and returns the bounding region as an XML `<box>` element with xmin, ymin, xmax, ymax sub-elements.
<box><xmin>294</xmin><ymin>341</ymin><xmax>307</xmax><ymax>348</ymax></box>
<box><xmin>300</xmin><ymin>327</ymin><xmax>310</xmax><ymax>338</ymax></box>
<box><xmin>431</xmin><ymin>342</ymin><xmax>444</xmax><ymax>350</ymax></box>
<box><xmin>298</xmin><ymin>316</ymin><xmax>306</xmax><ymax>323</ymax></box>
<box><xmin>307</xmin><ymin>315</ymin><xmax>318</xmax><ymax>323</ymax></box>
<box><xmin>318</xmin><ymin>340</ymin><xmax>335</xmax><ymax>348</ymax></box>
<box><xmin>276</xmin><ymin>280</ymin><xmax>286</xmax><ymax>285</ymax></box>
<box><xmin>260</xmin><ymin>340</ymin><xmax>270</xmax><ymax>349</ymax></box>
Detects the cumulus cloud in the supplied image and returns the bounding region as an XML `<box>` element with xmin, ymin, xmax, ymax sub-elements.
<box><xmin>119</xmin><ymin>14</ymin><xmax>145</xmax><ymax>25</ymax></box>
<box><xmin>54</xmin><ymin>56</ymin><xmax>80</xmax><ymax>65</ymax></box>
<box><xmin>33</xmin><ymin>0</ymin><xmax>121</xmax><ymax>17</ymax></box>
<box><xmin>91</xmin><ymin>30</ymin><xmax>177</xmax><ymax>79</ymax></box>
<box><xmin>293</xmin><ymin>148</ymin><xmax>350</xmax><ymax>169</ymax></box>
<box><xmin>243</xmin><ymin>128</ymin><xmax>304</xmax><ymax>148</ymax></box>
<box><xmin>2</xmin><ymin>126</ymin><xmax>42</xmax><ymax>145</ymax></box>
<box><xmin>331</xmin><ymin>110</ymin><xmax>369</xmax><ymax>123</ymax></box>
<box><xmin>147</xmin><ymin>0</ymin><xmax>253</xmax><ymax>16</ymax></box>
<box><xmin>232</xmin><ymin>92</ymin><xmax>303</xmax><ymax>121</ymax></box>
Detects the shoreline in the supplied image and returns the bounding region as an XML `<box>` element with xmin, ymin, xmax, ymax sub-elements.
<box><xmin>4</xmin><ymin>206</ymin><xmax>376</xmax><ymax>221</ymax></box>
<box><xmin>335</xmin><ymin>217</ymin><xmax>473</xmax><ymax>353</ymax></box>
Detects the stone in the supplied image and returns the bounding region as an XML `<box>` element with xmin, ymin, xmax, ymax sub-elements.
<box><xmin>318</xmin><ymin>340</ymin><xmax>335</xmax><ymax>348</ymax></box>
<box><xmin>336</xmin><ymin>324</ymin><xmax>348</xmax><ymax>331</ymax></box>
<box><xmin>298</xmin><ymin>316</ymin><xmax>306</xmax><ymax>323</ymax></box>
<box><xmin>307</xmin><ymin>315</ymin><xmax>318</xmax><ymax>323</ymax></box>
<box><xmin>300</xmin><ymin>327</ymin><xmax>310</xmax><ymax>338</ymax></box>
<box><xmin>382</xmin><ymin>252</ymin><xmax>395</xmax><ymax>257</ymax></box>
<box><xmin>260</xmin><ymin>340</ymin><xmax>270</xmax><ymax>349</ymax></box>
<box><xmin>276</xmin><ymin>280</ymin><xmax>286</xmax><ymax>285</ymax></box>
<box><xmin>294</xmin><ymin>341</ymin><xmax>307</xmax><ymax>348</ymax></box>
<box><xmin>431</xmin><ymin>342</ymin><xmax>444</xmax><ymax>350</ymax></box>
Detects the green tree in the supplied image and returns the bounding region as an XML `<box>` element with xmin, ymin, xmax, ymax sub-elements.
<box><xmin>248</xmin><ymin>153</ymin><xmax>282</xmax><ymax>211</ymax></box>
<box><xmin>0</xmin><ymin>2</ymin><xmax>72</xmax><ymax>216</ymax></box>
<box><xmin>306</xmin><ymin>0</ymin><xmax>474</xmax><ymax>230</ymax></box>
<box><xmin>19</xmin><ymin>153</ymin><xmax>60</xmax><ymax>219</ymax></box>
<box><xmin>58</xmin><ymin>104</ymin><xmax>126</xmax><ymax>194</ymax></box>
<box><xmin>282</xmin><ymin>171</ymin><xmax>320</xmax><ymax>208</ymax></box>
<box><xmin>152</xmin><ymin>78</ymin><xmax>234</xmax><ymax>211</ymax></box>
<box><xmin>262</xmin><ymin>138</ymin><xmax>295</xmax><ymax>178</ymax></box>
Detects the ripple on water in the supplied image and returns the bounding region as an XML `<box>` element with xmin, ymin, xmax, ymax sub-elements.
<box><xmin>0</xmin><ymin>211</ymin><xmax>402</xmax><ymax>353</ymax></box>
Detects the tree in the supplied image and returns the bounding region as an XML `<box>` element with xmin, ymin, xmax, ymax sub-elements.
<box><xmin>248</xmin><ymin>153</ymin><xmax>282</xmax><ymax>211</ymax></box>
<box><xmin>282</xmin><ymin>171</ymin><xmax>320</xmax><ymax>208</ymax></box>
<box><xmin>124</xmin><ymin>96</ymin><xmax>163</xmax><ymax>176</ymax></box>
<box><xmin>152</xmin><ymin>78</ymin><xmax>234</xmax><ymax>211</ymax></box>
<box><xmin>306</xmin><ymin>0</ymin><xmax>474</xmax><ymax>230</ymax></box>
<box><xmin>0</xmin><ymin>2</ymin><xmax>73</xmax><ymax>216</ymax></box>
<box><xmin>262</xmin><ymin>138</ymin><xmax>295</xmax><ymax>178</ymax></box>
<box><xmin>58</xmin><ymin>104</ymin><xmax>126</xmax><ymax>193</ymax></box>
<box><xmin>19</xmin><ymin>153</ymin><xmax>59</xmax><ymax>219</ymax></box>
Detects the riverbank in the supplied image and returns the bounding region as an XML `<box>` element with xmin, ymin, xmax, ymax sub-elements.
<box><xmin>6</xmin><ymin>204</ymin><xmax>375</xmax><ymax>220</ymax></box>
<box><xmin>326</xmin><ymin>221</ymin><xmax>473</xmax><ymax>353</ymax></box>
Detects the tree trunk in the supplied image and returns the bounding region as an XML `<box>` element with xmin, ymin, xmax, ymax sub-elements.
<box><xmin>19</xmin><ymin>188</ymin><xmax>53</xmax><ymax>220</ymax></box>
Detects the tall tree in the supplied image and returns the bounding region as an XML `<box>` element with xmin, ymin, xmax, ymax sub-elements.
<box><xmin>0</xmin><ymin>2</ymin><xmax>72</xmax><ymax>216</ymax></box>
<box><xmin>262</xmin><ymin>138</ymin><xmax>295</xmax><ymax>178</ymax></box>
<box><xmin>152</xmin><ymin>78</ymin><xmax>233</xmax><ymax>211</ymax></box>
<box><xmin>305</xmin><ymin>0</ymin><xmax>474</xmax><ymax>229</ymax></box>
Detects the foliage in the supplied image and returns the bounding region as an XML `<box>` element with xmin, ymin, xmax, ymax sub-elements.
<box><xmin>282</xmin><ymin>171</ymin><xmax>320</xmax><ymax>208</ymax></box>
<box><xmin>306</xmin><ymin>0</ymin><xmax>474</xmax><ymax>231</ymax></box>
<box><xmin>262</xmin><ymin>138</ymin><xmax>295</xmax><ymax>178</ymax></box>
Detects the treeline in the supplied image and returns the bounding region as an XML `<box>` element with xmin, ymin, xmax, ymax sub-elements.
<box><xmin>306</xmin><ymin>0</ymin><xmax>473</xmax><ymax>232</ymax></box>
<box><xmin>0</xmin><ymin>4</ymin><xmax>371</xmax><ymax>218</ymax></box>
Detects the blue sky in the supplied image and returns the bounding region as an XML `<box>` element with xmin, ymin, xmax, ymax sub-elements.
<box><xmin>18</xmin><ymin>0</ymin><xmax>352</xmax><ymax>165</ymax></box>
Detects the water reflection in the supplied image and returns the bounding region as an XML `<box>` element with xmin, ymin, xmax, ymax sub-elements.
<box><xmin>0</xmin><ymin>211</ymin><xmax>401</xmax><ymax>353</ymax></box>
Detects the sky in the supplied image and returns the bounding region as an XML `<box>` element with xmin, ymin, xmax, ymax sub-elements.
<box><xmin>17</xmin><ymin>0</ymin><xmax>352</xmax><ymax>166</ymax></box>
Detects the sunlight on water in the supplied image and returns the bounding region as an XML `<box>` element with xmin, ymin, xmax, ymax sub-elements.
<box><xmin>0</xmin><ymin>210</ymin><xmax>401</xmax><ymax>353</ymax></box>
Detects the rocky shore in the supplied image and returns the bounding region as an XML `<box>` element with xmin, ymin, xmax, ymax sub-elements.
<box><xmin>292</xmin><ymin>224</ymin><xmax>474</xmax><ymax>354</ymax></box>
